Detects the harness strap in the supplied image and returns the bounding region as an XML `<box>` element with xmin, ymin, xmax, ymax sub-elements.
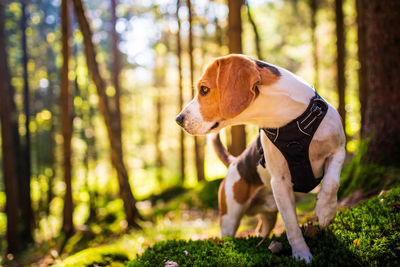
<box><xmin>260</xmin><ymin>92</ymin><xmax>328</xmax><ymax>193</ymax></box>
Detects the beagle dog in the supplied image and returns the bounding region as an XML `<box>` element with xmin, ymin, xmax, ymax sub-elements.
<box><xmin>208</xmin><ymin>132</ymin><xmax>278</xmax><ymax>238</ymax></box>
<box><xmin>176</xmin><ymin>54</ymin><xmax>346</xmax><ymax>263</ymax></box>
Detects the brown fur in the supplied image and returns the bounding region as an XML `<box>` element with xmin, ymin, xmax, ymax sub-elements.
<box><xmin>197</xmin><ymin>54</ymin><xmax>280</xmax><ymax>122</ymax></box>
<box><xmin>233</xmin><ymin>178</ymin><xmax>262</xmax><ymax>204</ymax></box>
<box><xmin>218</xmin><ymin>179</ymin><xmax>227</xmax><ymax>216</ymax></box>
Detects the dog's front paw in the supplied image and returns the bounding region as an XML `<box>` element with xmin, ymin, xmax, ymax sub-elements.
<box><xmin>292</xmin><ymin>246</ymin><xmax>313</xmax><ymax>263</ymax></box>
<box><xmin>315</xmin><ymin>193</ymin><xmax>337</xmax><ymax>228</ymax></box>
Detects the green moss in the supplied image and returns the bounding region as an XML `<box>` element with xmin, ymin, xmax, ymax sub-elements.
<box><xmin>128</xmin><ymin>187</ymin><xmax>400</xmax><ymax>266</ymax></box>
<box><xmin>60</xmin><ymin>246</ymin><xmax>130</xmax><ymax>267</ymax></box>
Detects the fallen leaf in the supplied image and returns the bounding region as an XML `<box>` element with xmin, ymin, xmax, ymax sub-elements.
<box><xmin>378</xmin><ymin>190</ymin><xmax>392</xmax><ymax>197</ymax></box>
<box><xmin>353</xmin><ymin>239</ymin><xmax>361</xmax><ymax>246</ymax></box>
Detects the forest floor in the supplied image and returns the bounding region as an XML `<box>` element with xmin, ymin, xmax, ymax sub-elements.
<box><xmin>2</xmin><ymin>170</ymin><xmax>399</xmax><ymax>266</ymax></box>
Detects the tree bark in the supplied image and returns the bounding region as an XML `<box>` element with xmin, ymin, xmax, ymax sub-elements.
<box><xmin>356</xmin><ymin>0</ymin><xmax>367</xmax><ymax>136</ymax></box>
<box><xmin>72</xmin><ymin>0</ymin><xmax>141</xmax><ymax>227</ymax></box>
<box><xmin>20</xmin><ymin>0</ymin><xmax>34</xmax><ymax>243</ymax></box>
<box><xmin>360</xmin><ymin>0</ymin><xmax>400</xmax><ymax>165</ymax></box>
<box><xmin>177</xmin><ymin>0</ymin><xmax>185</xmax><ymax>183</ymax></box>
<box><xmin>60</xmin><ymin>0</ymin><xmax>74</xmax><ymax>235</ymax></box>
<box><xmin>187</xmin><ymin>0</ymin><xmax>205</xmax><ymax>181</ymax></box>
<box><xmin>228</xmin><ymin>0</ymin><xmax>246</xmax><ymax>156</ymax></box>
<box><xmin>335</xmin><ymin>0</ymin><xmax>346</xmax><ymax>132</ymax></box>
<box><xmin>0</xmin><ymin>2</ymin><xmax>21</xmax><ymax>253</ymax></box>
<box><xmin>245</xmin><ymin>0</ymin><xmax>262</xmax><ymax>60</ymax></box>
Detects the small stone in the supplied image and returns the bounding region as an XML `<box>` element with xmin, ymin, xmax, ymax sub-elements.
<box><xmin>268</xmin><ymin>240</ymin><xmax>283</xmax><ymax>254</ymax></box>
<box><xmin>165</xmin><ymin>260</ymin><xmax>179</xmax><ymax>267</ymax></box>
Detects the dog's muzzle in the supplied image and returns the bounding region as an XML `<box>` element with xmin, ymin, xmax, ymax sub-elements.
<box><xmin>175</xmin><ymin>114</ymin><xmax>184</xmax><ymax>127</ymax></box>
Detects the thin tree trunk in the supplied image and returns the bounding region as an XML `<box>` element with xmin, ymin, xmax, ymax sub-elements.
<box><xmin>111</xmin><ymin>0</ymin><xmax>122</xmax><ymax>142</ymax></box>
<box><xmin>186</xmin><ymin>0</ymin><xmax>205</xmax><ymax>182</ymax></box>
<box><xmin>228</xmin><ymin>0</ymin><xmax>246</xmax><ymax>156</ymax></box>
<box><xmin>335</xmin><ymin>0</ymin><xmax>346</xmax><ymax>132</ymax></box>
<box><xmin>211</xmin><ymin>0</ymin><xmax>223</xmax><ymax>55</ymax></box>
<box><xmin>60</xmin><ymin>0</ymin><xmax>74</xmax><ymax>235</ymax></box>
<box><xmin>20</xmin><ymin>0</ymin><xmax>34</xmax><ymax>243</ymax></box>
<box><xmin>361</xmin><ymin>0</ymin><xmax>400</xmax><ymax>165</ymax></box>
<box><xmin>245</xmin><ymin>0</ymin><xmax>262</xmax><ymax>60</ymax></box>
<box><xmin>46</xmin><ymin>45</ymin><xmax>56</xmax><ymax>215</ymax></box>
<box><xmin>310</xmin><ymin>0</ymin><xmax>319</xmax><ymax>89</ymax></box>
<box><xmin>154</xmin><ymin>51</ymin><xmax>165</xmax><ymax>182</ymax></box>
<box><xmin>177</xmin><ymin>0</ymin><xmax>185</xmax><ymax>183</ymax></box>
<box><xmin>0</xmin><ymin>2</ymin><xmax>21</xmax><ymax>253</ymax></box>
<box><xmin>87</xmin><ymin>104</ymin><xmax>98</xmax><ymax>221</ymax></box>
<box><xmin>356</xmin><ymin>0</ymin><xmax>367</xmax><ymax>136</ymax></box>
<box><xmin>72</xmin><ymin>0</ymin><xmax>141</xmax><ymax>227</ymax></box>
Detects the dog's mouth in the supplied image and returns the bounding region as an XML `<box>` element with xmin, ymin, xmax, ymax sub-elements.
<box><xmin>210</xmin><ymin>122</ymin><xmax>220</xmax><ymax>130</ymax></box>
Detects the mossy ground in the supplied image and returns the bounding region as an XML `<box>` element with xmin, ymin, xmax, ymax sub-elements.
<box><xmin>128</xmin><ymin>187</ymin><xmax>400</xmax><ymax>266</ymax></box>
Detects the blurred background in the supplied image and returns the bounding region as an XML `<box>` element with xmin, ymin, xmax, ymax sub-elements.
<box><xmin>0</xmin><ymin>0</ymin><xmax>399</xmax><ymax>265</ymax></box>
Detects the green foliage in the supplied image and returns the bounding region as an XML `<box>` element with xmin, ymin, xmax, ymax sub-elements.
<box><xmin>127</xmin><ymin>187</ymin><xmax>400</xmax><ymax>266</ymax></box>
<box><xmin>196</xmin><ymin>178</ymin><xmax>222</xmax><ymax>209</ymax></box>
<box><xmin>151</xmin><ymin>179</ymin><xmax>222</xmax><ymax>217</ymax></box>
<box><xmin>149</xmin><ymin>186</ymin><xmax>188</xmax><ymax>205</ymax></box>
<box><xmin>339</xmin><ymin>140</ymin><xmax>400</xmax><ymax>199</ymax></box>
<box><xmin>59</xmin><ymin>246</ymin><xmax>130</xmax><ymax>267</ymax></box>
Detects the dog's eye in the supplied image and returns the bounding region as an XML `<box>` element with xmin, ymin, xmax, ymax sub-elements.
<box><xmin>200</xmin><ymin>86</ymin><xmax>210</xmax><ymax>96</ymax></box>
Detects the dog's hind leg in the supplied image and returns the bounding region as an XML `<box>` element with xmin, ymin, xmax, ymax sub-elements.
<box><xmin>219</xmin><ymin>167</ymin><xmax>251</xmax><ymax>237</ymax></box>
<box><xmin>255</xmin><ymin>211</ymin><xmax>277</xmax><ymax>237</ymax></box>
<box><xmin>315</xmin><ymin>147</ymin><xmax>346</xmax><ymax>228</ymax></box>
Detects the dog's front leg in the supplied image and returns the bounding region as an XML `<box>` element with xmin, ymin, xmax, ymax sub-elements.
<box><xmin>271</xmin><ymin>176</ymin><xmax>312</xmax><ymax>263</ymax></box>
<box><xmin>315</xmin><ymin>147</ymin><xmax>345</xmax><ymax>228</ymax></box>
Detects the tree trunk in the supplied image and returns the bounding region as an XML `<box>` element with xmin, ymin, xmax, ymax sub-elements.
<box><xmin>310</xmin><ymin>0</ymin><xmax>319</xmax><ymax>89</ymax></box>
<box><xmin>20</xmin><ymin>0</ymin><xmax>34</xmax><ymax>243</ymax></box>
<box><xmin>46</xmin><ymin>45</ymin><xmax>56</xmax><ymax>215</ymax></box>
<box><xmin>60</xmin><ymin>0</ymin><xmax>74</xmax><ymax>235</ymax></box>
<box><xmin>187</xmin><ymin>0</ymin><xmax>205</xmax><ymax>181</ymax></box>
<box><xmin>335</xmin><ymin>0</ymin><xmax>346</xmax><ymax>132</ymax></box>
<box><xmin>154</xmin><ymin>50</ymin><xmax>165</xmax><ymax>182</ymax></box>
<box><xmin>0</xmin><ymin>2</ymin><xmax>21</xmax><ymax>253</ymax></box>
<box><xmin>176</xmin><ymin>0</ymin><xmax>185</xmax><ymax>183</ymax></box>
<box><xmin>360</xmin><ymin>0</ymin><xmax>400</xmax><ymax>165</ymax></box>
<box><xmin>111</xmin><ymin>0</ymin><xmax>122</xmax><ymax>143</ymax></box>
<box><xmin>72</xmin><ymin>0</ymin><xmax>141</xmax><ymax>227</ymax></box>
<box><xmin>356</xmin><ymin>0</ymin><xmax>367</xmax><ymax>136</ymax></box>
<box><xmin>245</xmin><ymin>0</ymin><xmax>262</xmax><ymax>60</ymax></box>
<box><xmin>228</xmin><ymin>0</ymin><xmax>246</xmax><ymax>156</ymax></box>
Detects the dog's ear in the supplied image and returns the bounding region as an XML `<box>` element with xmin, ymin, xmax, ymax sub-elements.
<box><xmin>216</xmin><ymin>55</ymin><xmax>261</xmax><ymax>119</ymax></box>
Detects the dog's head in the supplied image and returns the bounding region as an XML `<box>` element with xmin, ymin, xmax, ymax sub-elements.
<box><xmin>176</xmin><ymin>54</ymin><xmax>281</xmax><ymax>135</ymax></box>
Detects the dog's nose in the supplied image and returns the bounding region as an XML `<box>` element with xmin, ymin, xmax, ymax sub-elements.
<box><xmin>175</xmin><ymin>114</ymin><xmax>184</xmax><ymax>127</ymax></box>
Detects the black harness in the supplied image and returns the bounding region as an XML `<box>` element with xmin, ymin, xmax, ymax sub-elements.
<box><xmin>260</xmin><ymin>92</ymin><xmax>328</xmax><ymax>193</ymax></box>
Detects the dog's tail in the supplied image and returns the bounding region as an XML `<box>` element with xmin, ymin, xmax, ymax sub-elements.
<box><xmin>207</xmin><ymin>132</ymin><xmax>236</xmax><ymax>167</ymax></box>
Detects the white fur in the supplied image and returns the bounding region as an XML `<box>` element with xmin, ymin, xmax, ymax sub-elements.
<box><xmin>221</xmin><ymin>162</ymin><xmax>278</xmax><ymax>238</ymax></box>
<box><xmin>178</xmin><ymin>62</ymin><xmax>346</xmax><ymax>263</ymax></box>
<box><xmin>179</xmin><ymin>95</ymin><xmax>220</xmax><ymax>135</ymax></box>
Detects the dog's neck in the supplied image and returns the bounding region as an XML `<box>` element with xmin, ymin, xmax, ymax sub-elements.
<box><xmin>232</xmin><ymin>67</ymin><xmax>316</xmax><ymax>128</ymax></box>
